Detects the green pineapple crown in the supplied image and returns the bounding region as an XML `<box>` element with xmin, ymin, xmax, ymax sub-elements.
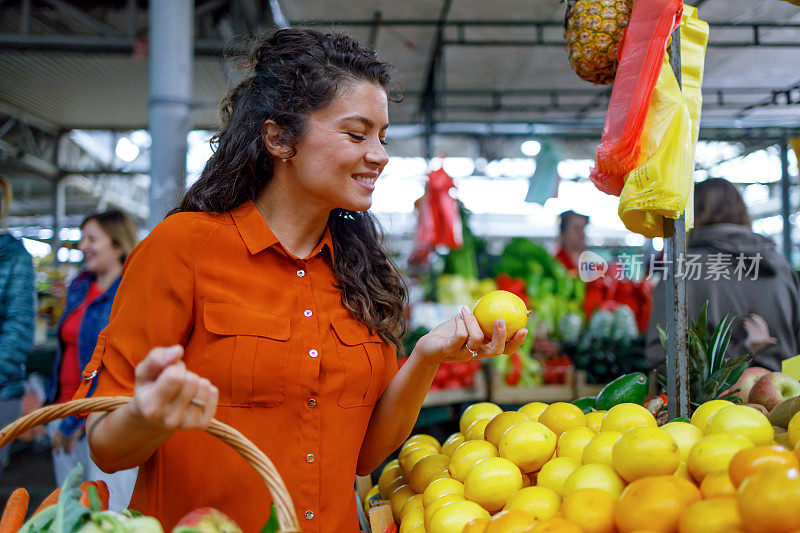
<box><xmin>658</xmin><ymin>302</ymin><xmax>750</xmax><ymax>409</ymax></box>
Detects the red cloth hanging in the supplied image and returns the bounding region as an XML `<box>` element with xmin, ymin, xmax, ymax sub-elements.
<box><xmin>410</xmin><ymin>166</ymin><xmax>464</xmax><ymax>263</ymax></box>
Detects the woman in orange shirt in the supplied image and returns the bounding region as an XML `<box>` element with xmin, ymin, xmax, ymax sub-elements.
<box><xmin>80</xmin><ymin>29</ymin><xmax>527</xmax><ymax>532</ymax></box>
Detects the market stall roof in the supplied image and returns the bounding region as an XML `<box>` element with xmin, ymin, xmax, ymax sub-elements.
<box><xmin>0</xmin><ymin>0</ymin><xmax>798</xmax><ymax>228</ymax></box>
<box><xmin>0</xmin><ymin>0</ymin><xmax>798</xmax><ymax>133</ymax></box>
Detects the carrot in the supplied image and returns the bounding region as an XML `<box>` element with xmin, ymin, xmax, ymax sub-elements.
<box><xmin>94</xmin><ymin>480</ymin><xmax>109</xmax><ymax>511</ymax></box>
<box><xmin>32</xmin><ymin>488</ymin><xmax>59</xmax><ymax>516</ymax></box>
<box><xmin>0</xmin><ymin>488</ymin><xmax>30</xmax><ymax>533</ymax></box>
<box><xmin>78</xmin><ymin>481</ymin><xmax>96</xmax><ymax>508</ymax></box>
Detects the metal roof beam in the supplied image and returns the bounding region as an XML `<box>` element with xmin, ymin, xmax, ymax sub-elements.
<box><xmin>60</xmin><ymin>174</ymin><xmax>149</xmax><ymax>220</ymax></box>
<box><xmin>0</xmin><ymin>139</ymin><xmax>59</xmax><ymax>177</ymax></box>
<box><xmin>368</xmin><ymin>10</ymin><xmax>382</xmax><ymax>49</ymax></box>
<box><xmin>291</xmin><ymin>19</ymin><xmax>800</xmax><ymax>29</ymax></box>
<box><xmin>405</xmin><ymin>86</ymin><xmax>798</xmax><ymax>98</ymax></box>
<box><xmin>41</xmin><ymin>0</ymin><xmax>122</xmax><ymax>37</ymax></box>
<box><xmin>3</xmin><ymin>21</ymin><xmax>798</xmax><ymax>53</ymax></box>
<box><xmin>0</xmin><ymin>102</ymin><xmax>60</xmax><ymax>135</ymax></box>
<box><xmin>385</xmin><ymin>121</ymin><xmax>798</xmax><ymax>139</ymax></box>
<box><xmin>0</xmin><ymin>33</ymin><xmax>227</xmax><ymax>54</ymax></box>
<box><xmin>303</xmin><ymin>19</ymin><xmax>800</xmax><ymax>48</ymax></box>
<box><xmin>738</xmin><ymin>79</ymin><xmax>800</xmax><ymax>117</ymax></box>
<box><xmin>267</xmin><ymin>0</ymin><xmax>289</xmax><ymax>29</ymax></box>
<box><xmin>419</xmin><ymin>0</ymin><xmax>454</xmax><ymax>159</ymax></box>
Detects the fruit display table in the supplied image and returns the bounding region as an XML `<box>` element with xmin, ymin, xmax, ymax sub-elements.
<box><xmin>574</xmin><ymin>370</ymin><xmax>607</xmax><ymax>398</ymax></box>
<box><xmin>489</xmin><ymin>369</ymin><xmax>575</xmax><ymax>405</ymax></box>
<box><xmin>422</xmin><ymin>370</ymin><xmax>488</xmax><ymax>408</ymax></box>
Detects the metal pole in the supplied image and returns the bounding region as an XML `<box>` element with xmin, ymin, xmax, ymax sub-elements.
<box><xmin>780</xmin><ymin>139</ymin><xmax>793</xmax><ymax>262</ymax></box>
<box><xmin>52</xmin><ymin>175</ymin><xmax>64</xmax><ymax>265</ymax></box>
<box><xmin>148</xmin><ymin>0</ymin><xmax>193</xmax><ymax>230</ymax></box>
<box><xmin>664</xmin><ymin>24</ymin><xmax>691</xmax><ymax>419</ymax></box>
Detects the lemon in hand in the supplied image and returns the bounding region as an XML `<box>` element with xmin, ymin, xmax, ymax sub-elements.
<box><xmin>472</xmin><ymin>290</ymin><xmax>530</xmax><ymax>339</ymax></box>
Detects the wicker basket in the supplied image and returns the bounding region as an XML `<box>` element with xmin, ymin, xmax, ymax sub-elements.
<box><xmin>0</xmin><ymin>396</ymin><xmax>302</xmax><ymax>532</ymax></box>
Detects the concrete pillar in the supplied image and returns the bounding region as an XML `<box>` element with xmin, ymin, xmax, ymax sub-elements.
<box><xmin>148</xmin><ymin>0</ymin><xmax>193</xmax><ymax>230</ymax></box>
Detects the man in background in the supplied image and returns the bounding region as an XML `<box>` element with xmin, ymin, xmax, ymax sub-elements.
<box><xmin>555</xmin><ymin>210</ymin><xmax>589</xmax><ymax>274</ymax></box>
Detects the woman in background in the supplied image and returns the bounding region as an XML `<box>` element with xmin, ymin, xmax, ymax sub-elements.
<box><xmin>46</xmin><ymin>210</ymin><xmax>139</xmax><ymax>510</ymax></box>
<box><xmin>0</xmin><ymin>175</ymin><xmax>35</xmax><ymax>472</ymax></box>
<box><xmin>647</xmin><ymin>178</ymin><xmax>800</xmax><ymax>370</ymax></box>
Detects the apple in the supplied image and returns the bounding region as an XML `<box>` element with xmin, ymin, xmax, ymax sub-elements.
<box><xmin>748</xmin><ymin>372</ymin><xmax>800</xmax><ymax>412</ymax></box>
<box><xmin>729</xmin><ymin>367</ymin><xmax>771</xmax><ymax>402</ymax></box>
<box><xmin>173</xmin><ymin>508</ymin><xmax>243</xmax><ymax>533</ymax></box>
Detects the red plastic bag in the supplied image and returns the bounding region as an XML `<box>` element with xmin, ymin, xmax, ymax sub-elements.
<box><xmin>590</xmin><ymin>0</ymin><xmax>683</xmax><ymax>196</ymax></box>
<box><xmin>409</xmin><ymin>166</ymin><xmax>463</xmax><ymax>263</ymax></box>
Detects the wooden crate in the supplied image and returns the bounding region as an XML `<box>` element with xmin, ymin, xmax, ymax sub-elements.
<box><xmin>574</xmin><ymin>370</ymin><xmax>606</xmax><ymax>398</ymax></box>
<box><xmin>422</xmin><ymin>369</ymin><xmax>488</xmax><ymax>408</ymax></box>
<box><xmin>489</xmin><ymin>369</ymin><xmax>576</xmax><ymax>405</ymax></box>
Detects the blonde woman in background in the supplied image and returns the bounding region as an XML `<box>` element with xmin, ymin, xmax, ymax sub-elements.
<box><xmin>0</xmin><ymin>176</ymin><xmax>36</xmax><ymax>473</ymax></box>
<box><xmin>46</xmin><ymin>210</ymin><xmax>139</xmax><ymax>510</ymax></box>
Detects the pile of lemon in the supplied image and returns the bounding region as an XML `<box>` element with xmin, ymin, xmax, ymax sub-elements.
<box><xmin>368</xmin><ymin>398</ymin><xmax>800</xmax><ymax>533</ymax></box>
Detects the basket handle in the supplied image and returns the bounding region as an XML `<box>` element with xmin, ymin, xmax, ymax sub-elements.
<box><xmin>0</xmin><ymin>396</ymin><xmax>302</xmax><ymax>533</ymax></box>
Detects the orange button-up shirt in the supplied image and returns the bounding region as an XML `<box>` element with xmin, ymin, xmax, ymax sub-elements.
<box><xmin>78</xmin><ymin>201</ymin><xmax>398</xmax><ymax>532</ymax></box>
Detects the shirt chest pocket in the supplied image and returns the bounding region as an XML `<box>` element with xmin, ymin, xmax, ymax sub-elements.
<box><xmin>331</xmin><ymin>319</ymin><xmax>386</xmax><ymax>408</ymax></box>
<box><xmin>204</xmin><ymin>302</ymin><xmax>291</xmax><ymax>406</ymax></box>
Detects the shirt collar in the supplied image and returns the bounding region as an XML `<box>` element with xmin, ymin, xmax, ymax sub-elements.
<box><xmin>231</xmin><ymin>200</ymin><xmax>334</xmax><ymax>261</ymax></box>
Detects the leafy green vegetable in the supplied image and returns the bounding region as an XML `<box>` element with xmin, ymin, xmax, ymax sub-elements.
<box><xmin>18</xmin><ymin>505</ymin><xmax>58</xmax><ymax>533</ymax></box>
<box><xmin>258</xmin><ymin>504</ymin><xmax>280</xmax><ymax>533</ymax></box>
<box><xmin>53</xmin><ymin>464</ymin><xmax>91</xmax><ymax>533</ymax></box>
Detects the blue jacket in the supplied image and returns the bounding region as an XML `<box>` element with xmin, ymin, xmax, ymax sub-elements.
<box><xmin>0</xmin><ymin>233</ymin><xmax>35</xmax><ymax>400</ymax></box>
<box><xmin>47</xmin><ymin>271</ymin><xmax>121</xmax><ymax>436</ymax></box>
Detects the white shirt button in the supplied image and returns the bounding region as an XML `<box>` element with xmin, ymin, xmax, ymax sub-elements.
<box><xmin>304</xmin><ymin>309</ymin><xmax>313</xmax><ymax>317</ymax></box>
<box><xmin>304</xmin><ymin>510</ymin><xmax>314</xmax><ymax>520</ymax></box>
<box><xmin>297</xmin><ymin>270</ymin><xmax>305</xmax><ymax>277</ymax></box>
<box><xmin>309</xmin><ymin>349</ymin><xmax>318</xmax><ymax>358</ymax></box>
<box><xmin>306</xmin><ymin>453</ymin><xmax>315</xmax><ymax>463</ymax></box>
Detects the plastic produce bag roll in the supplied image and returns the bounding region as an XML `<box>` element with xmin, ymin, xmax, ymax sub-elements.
<box><xmin>618</xmin><ymin>5</ymin><xmax>708</xmax><ymax>238</ymax></box>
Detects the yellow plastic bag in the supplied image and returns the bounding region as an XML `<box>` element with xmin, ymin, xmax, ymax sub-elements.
<box><xmin>618</xmin><ymin>5</ymin><xmax>708</xmax><ymax>238</ymax></box>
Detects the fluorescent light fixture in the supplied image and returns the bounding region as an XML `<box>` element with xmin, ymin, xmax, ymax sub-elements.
<box><xmin>21</xmin><ymin>238</ymin><xmax>51</xmax><ymax>258</ymax></box>
<box><xmin>652</xmin><ymin>237</ymin><xmax>664</xmax><ymax>251</ymax></box>
<box><xmin>521</xmin><ymin>140</ymin><xmax>542</xmax><ymax>156</ymax></box>
<box><xmin>115</xmin><ymin>137</ymin><xmax>140</xmax><ymax>163</ymax></box>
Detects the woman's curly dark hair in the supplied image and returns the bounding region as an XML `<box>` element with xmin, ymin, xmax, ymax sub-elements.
<box><xmin>173</xmin><ymin>28</ymin><xmax>408</xmax><ymax>351</ymax></box>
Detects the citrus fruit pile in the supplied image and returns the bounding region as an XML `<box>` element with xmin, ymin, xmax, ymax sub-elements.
<box><xmin>370</xmin><ymin>398</ymin><xmax>800</xmax><ymax>533</ymax></box>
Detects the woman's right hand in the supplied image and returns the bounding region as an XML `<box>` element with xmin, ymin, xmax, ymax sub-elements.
<box><xmin>130</xmin><ymin>345</ymin><xmax>219</xmax><ymax>432</ymax></box>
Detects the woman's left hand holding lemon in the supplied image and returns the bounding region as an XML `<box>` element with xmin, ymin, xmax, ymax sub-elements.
<box><xmin>412</xmin><ymin>305</ymin><xmax>528</xmax><ymax>365</ymax></box>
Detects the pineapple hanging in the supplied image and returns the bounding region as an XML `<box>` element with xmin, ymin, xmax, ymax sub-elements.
<box><xmin>657</xmin><ymin>302</ymin><xmax>750</xmax><ymax>410</ymax></box>
<box><xmin>563</xmin><ymin>0</ymin><xmax>634</xmax><ymax>85</ymax></box>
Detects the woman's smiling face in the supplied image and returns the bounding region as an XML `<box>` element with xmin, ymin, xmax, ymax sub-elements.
<box><xmin>283</xmin><ymin>81</ymin><xmax>390</xmax><ymax>212</ymax></box>
<box><xmin>79</xmin><ymin>219</ymin><xmax>122</xmax><ymax>273</ymax></box>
